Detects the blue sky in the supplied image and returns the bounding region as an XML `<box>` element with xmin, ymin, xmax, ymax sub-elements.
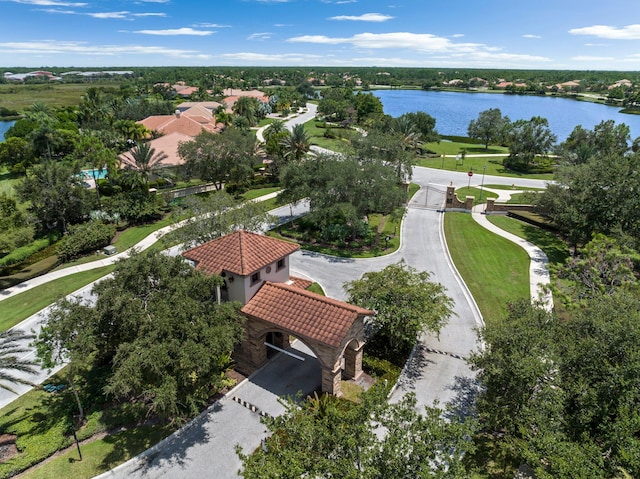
<box><xmin>1</xmin><ymin>0</ymin><xmax>640</xmax><ymax>70</ymax></box>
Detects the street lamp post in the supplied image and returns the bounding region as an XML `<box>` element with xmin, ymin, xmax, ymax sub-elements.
<box><xmin>441</xmin><ymin>154</ymin><xmax>445</xmax><ymax>169</ymax></box>
<box><xmin>479</xmin><ymin>164</ymin><xmax>487</xmax><ymax>200</ymax></box>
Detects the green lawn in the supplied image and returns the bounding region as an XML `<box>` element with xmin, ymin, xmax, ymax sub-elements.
<box><xmin>444</xmin><ymin>212</ymin><xmax>530</xmax><ymax>323</ymax></box>
<box><xmin>451</xmin><ymin>186</ymin><xmax>499</xmax><ymax>206</ymax></box>
<box><xmin>424</xmin><ymin>140</ymin><xmax>509</xmax><ymax>156</ymax></box>
<box><xmin>483</xmin><ymin>184</ymin><xmax>546</xmax><ymax>191</ymax></box>
<box><xmin>0</xmin><ymin>169</ymin><xmax>23</xmax><ymax>198</ymax></box>
<box><xmin>17</xmin><ymin>425</ymin><xmax>173</xmax><ymax>479</ymax></box>
<box><xmin>486</xmin><ymin>215</ymin><xmax>569</xmax><ymax>266</ymax></box>
<box><xmin>240</xmin><ymin>186</ymin><xmax>281</xmax><ymax>201</ymax></box>
<box><xmin>0</xmin><ymin>265</ymin><xmax>114</xmax><ymax>332</ymax></box>
<box><xmin>0</xmin><ymin>370</ymin><xmax>174</xmax><ymax>479</ymax></box>
<box><xmin>0</xmin><ymin>82</ymin><xmax>116</xmax><ymax>111</ymax></box>
<box><xmin>303</xmin><ymin>120</ymin><xmax>358</xmax><ymax>152</ymax></box>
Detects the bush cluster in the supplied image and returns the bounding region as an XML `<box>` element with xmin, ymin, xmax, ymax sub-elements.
<box><xmin>57</xmin><ymin>221</ymin><xmax>116</xmax><ymax>261</ymax></box>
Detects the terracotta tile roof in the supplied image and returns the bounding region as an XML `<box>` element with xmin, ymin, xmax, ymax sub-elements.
<box><xmin>289</xmin><ymin>276</ymin><xmax>313</xmax><ymax>290</ymax></box>
<box><xmin>182</xmin><ymin>231</ymin><xmax>300</xmax><ymax>276</ymax></box>
<box><xmin>138</xmin><ymin>112</ymin><xmax>220</xmax><ymax>137</ymax></box>
<box><xmin>118</xmin><ymin>132</ymin><xmax>192</xmax><ymax>168</ymax></box>
<box><xmin>242</xmin><ymin>282</ymin><xmax>373</xmax><ymax>347</ymax></box>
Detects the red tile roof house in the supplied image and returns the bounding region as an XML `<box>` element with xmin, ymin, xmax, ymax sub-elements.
<box><xmin>182</xmin><ymin>230</ymin><xmax>373</xmax><ymax>396</ymax></box>
<box><xmin>118</xmin><ymin>105</ymin><xmax>224</xmax><ymax>170</ymax></box>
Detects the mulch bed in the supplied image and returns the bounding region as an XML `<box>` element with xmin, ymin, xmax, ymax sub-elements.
<box><xmin>0</xmin><ymin>434</ymin><xmax>18</xmax><ymax>463</ymax></box>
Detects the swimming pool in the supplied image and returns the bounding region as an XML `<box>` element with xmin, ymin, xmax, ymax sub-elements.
<box><xmin>82</xmin><ymin>168</ymin><xmax>108</xmax><ymax>180</ymax></box>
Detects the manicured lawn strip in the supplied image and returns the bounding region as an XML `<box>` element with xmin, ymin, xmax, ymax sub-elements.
<box><xmin>0</xmin><ymin>265</ymin><xmax>114</xmax><ymax>332</ymax></box>
<box><xmin>444</xmin><ymin>212</ymin><xmax>530</xmax><ymax>323</ymax></box>
<box><xmin>307</xmin><ymin>283</ymin><xmax>325</xmax><ymax>296</ymax></box>
<box><xmin>486</xmin><ymin>215</ymin><xmax>569</xmax><ymax>266</ymax></box>
<box><xmin>112</xmin><ymin>216</ymin><xmax>175</xmax><ymax>252</ymax></box>
<box><xmin>414</xmin><ymin>155</ymin><xmax>553</xmax><ymax>181</ymax></box>
<box><xmin>19</xmin><ymin>425</ymin><xmax>174</xmax><ymax>479</ymax></box>
<box><xmin>424</xmin><ymin>140</ymin><xmax>509</xmax><ymax>157</ymax></box>
<box><xmin>451</xmin><ymin>186</ymin><xmax>498</xmax><ymax>206</ymax></box>
<box><xmin>240</xmin><ymin>186</ymin><xmax>281</xmax><ymax>201</ymax></box>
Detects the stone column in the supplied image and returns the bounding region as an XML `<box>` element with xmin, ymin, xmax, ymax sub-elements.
<box><xmin>465</xmin><ymin>196</ymin><xmax>474</xmax><ymax>210</ymax></box>
<box><xmin>321</xmin><ymin>367</ymin><xmax>342</xmax><ymax>397</ymax></box>
<box><xmin>343</xmin><ymin>345</ymin><xmax>363</xmax><ymax>380</ymax></box>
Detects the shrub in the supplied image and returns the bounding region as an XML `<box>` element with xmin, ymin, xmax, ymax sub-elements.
<box><xmin>57</xmin><ymin>221</ymin><xmax>116</xmax><ymax>261</ymax></box>
<box><xmin>0</xmin><ymin>236</ymin><xmax>51</xmax><ymax>269</ymax></box>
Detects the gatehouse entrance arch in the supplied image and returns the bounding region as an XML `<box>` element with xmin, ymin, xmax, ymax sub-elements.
<box><xmin>238</xmin><ymin>281</ymin><xmax>371</xmax><ymax>396</ymax></box>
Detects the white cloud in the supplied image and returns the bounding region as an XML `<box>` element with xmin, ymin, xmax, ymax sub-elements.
<box><xmin>132</xmin><ymin>12</ymin><xmax>166</xmax><ymax>17</ymax></box>
<box><xmin>88</xmin><ymin>11</ymin><xmax>130</xmax><ymax>19</ymax></box>
<box><xmin>572</xmin><ymin>55</ymin><xmax>614</xmax><ymax>62</ymax></box>
<box><xmin>9</xmin><ymin>0</ymin><xmax>87</xmax><ymax>5</ymax></box>
<box><xmin>523</xmin><ymin>34</ymin><xmax>541</xmax><ymax>39</ymax></box>
<box><xmin>247</xmin><ymin>32</ymin><xmax>272</xmax><ymax>41</ymax></box>
<box><xmin>451</xmin><ymin>34</ymin><xmax>464</xmax><ymax>38</ymax></box>
<box><xmin>288</xmin><ymin>32</ymin><xmax>490</xmax><ymax>54</ymax></box>
<box><xmin>329</xmin><ymin>13</ymin><xmax>393</xmax><ymax>22</ymax></box>
<box><xmin>194</xmin><ymin>23</ymin><xmax>231</xmax><ymax>28</ymax></box>
<box><xmin>133</xmin><ymin>27</ymin><xmax>214</xmax><ymax>36</ymax></box>
<box><xmin>0</xmin><ymin>40</ymin><xmax>210</xmax><ymax>59</ymax></box>
<box><xmin>569</xmin><ymin>24</ymin><xmax>640</xmax><ymax>39</ymax></box>
<box><xmin>221</xmin><ymin>52</ymin><xmax>323</xmax><ymax>62</ymax></box>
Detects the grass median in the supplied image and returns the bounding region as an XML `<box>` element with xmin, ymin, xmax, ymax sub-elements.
<box><xmin>444</xmin><ymin>212</ymin><xmax>530</xmax><ymax>324</ymax></box>
<box><xmin>0</xmin><ymin>265</ymin><xmax>114</xmax><ymax>332</ymax></box>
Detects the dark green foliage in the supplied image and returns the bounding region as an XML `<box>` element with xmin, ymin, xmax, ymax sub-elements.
<box><xmin>178</xmin><ymin>127</ymin><xmax>258</xmax><ymax>191</ymax></box>
<box><xmin>16</xmin><ymin>160</ymin><xmax>93</xmax><ymax>233</ymax></box>
<box><xmin>345</xmin><ymin>261</ymin><xmax>453</xmax><ymax>354</ymax></box>
<box><xmin>57</xmin><ymin>220</ymin><xmax>116</xmax><ymax>261</ymax></box>
<box><xmin>503</xmin><ymin>116</ymin><xmax>557</xmax><ymax>173</ymax></box>
<box><xmin>470</xmin><ymin>297</ymin><xmax>640</xmax><ymax>478</ymax></box>
<box><xmin>35</xmin><ymin>251</ymin><xmax>245</xmax><ymax>422</ymax></box>
<box><xmin>102</xmin><ymin>190</ymin><xmax>164</xmax><ymax>225</ymax></box>
<box><xmin>238</xmin><ymin>386</ymin><xmax>475</xmax><ymax>478</ymax></box>
<box><xmin>467</xmin><ymin>108</ymin><xmax>511</xmax><ymax>150</ymax></box>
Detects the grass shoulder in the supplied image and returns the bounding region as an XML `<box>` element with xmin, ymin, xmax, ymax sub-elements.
<box><xmin>444</xmin><ymin>212</ymin><xmax>530</xmax><ymax>323</ymax></box>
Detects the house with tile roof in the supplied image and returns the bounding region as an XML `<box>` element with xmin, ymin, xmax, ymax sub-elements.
<box><xmin>182</xmin><ymin>230</ymin><xmax>372</xmax><ymax>396</ymax></box>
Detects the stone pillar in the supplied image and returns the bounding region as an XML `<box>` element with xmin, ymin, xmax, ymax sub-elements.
<box><xmin>321</xmin><ymin>367</ymin><xmax>342</xmax><ymax>397</ymax></box>
<box><xmin>272</xmin><ymin>332</ymin><xmax>290</xmax><ymax>350</ymax></box>
<box><xmin>465</xmin><ymin>196</ymin><xmax>474</xmax><ymax>211</ymax></box>
<box><xmin>343</xmin><ymin>345</ymin><xmax>363</xmax><ymax>380</ymax></box>
<box><xmin>486</xmin><ymin>197</ymin><xmax>495</xmax><ymax>213</ymax></box>
<box><xmin>446</xmin><ymin>184</ymin><xmax>455</xmax><ymax>208</ymax></box>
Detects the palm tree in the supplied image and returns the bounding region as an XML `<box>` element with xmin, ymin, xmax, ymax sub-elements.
<box><xmin>0</xmin><ymin>329</ymin><xmax>39</xmax><ymax>394</ymax></box>
<box><xmin>232</xmin><ymin>96</ymin><xmax>259</xmax><ymax>126</ymax></box>
<box><xmin>263</xmin><ymin>119</ymin><xmax>286</xmax><ymax>143</ymax></box>
<box><xmin>281</xmin><ymin>123</ymin><xmax>311</xmax><ymax>162</ymax></box>
<box><xmin>121</xmin><ymin>141</ymin><xmax>168</xmax><ymax>190</ymax></box>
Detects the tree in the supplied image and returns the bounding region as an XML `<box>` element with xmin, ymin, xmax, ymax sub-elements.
<box><xmin>35</xmin><ymin>250</ymin><xmax>246</xmax><ymax>422</ymax></box>
<box><xmin>0</xmin><ymin>329</ymin><xmax>39</xmax><ymax>394</ymax></box>
<box><xmin>345</xmin><ymin>261</ymin><xmax>454</xmax><ymax>354</ymax></box>
<box><xmin>536</xmin><ymin>151</ymin><xmax>640</xmax><ymax>246</ymax></box>
<box><xmin>280</xmin><ymin>154</ymin><xmax>407</xmax><ymax>241</ymax></box>
<box><xmin>469</xmin><ymin>297</ymin><xmax>640</xmax><ymax>478</ymax></box>
<box><xmin>556</xmin><ymin>120</ymin><xmax>631</xmax><ymax>165</ymax></box>
<box><xmin>280</xmin><ymin>123</ymin><xmax>310</xmax><ymax>161</ymax></box>
<box><xmin>168</xmin><ymin>191</ymin><xmax>274</xmax><ymax>248</ymax></box>
<box><xmin>554</xmin><ymin>233</ymin><xmax>639</xmax><ymax>304</ymax></box>
<box><xmin>70</xmin><ymin>134</ymin><xmax>116</xmax><ymax>208</ymax></box>
<box><xmin>237</xmin><ymin>386</ymin><xmax>475</xmax><ymax>478</ymax></box>
<box><xmin>467</xmin><ymin>108</ymin><xmax>510</xmax><ymax>150</ymax></box>
<box><xmin>232</xmin><ymin>96</ymin><xmax>260</xmax><ymax>126</ymax></box>
<box><xmin>399</xmin><ymin>111</ymin><xmax>440</xmax><ymax>143</ymax></box>
<box><xmin>120</xmin><ymin>141</ymin><xmax>168</xmax><ymax>190</ymax></box>
<box><xmin>503</xmin><ymin>116</ymin><xmax>557</xmax><ymax>172</ymax></box>
<box><xmin>16</xmin><ymin>160</ymin><xmax>92</xmax><ymax>233</ymax></box>
<box><xmin>179</xmin><ymin>128</ymin><xmax>258</xmax><ymax>191</ymax></box>
<box><xmin>0</xmin><ymin>136</ymin><xmax>33</xmax><ymax>172</ymax></box>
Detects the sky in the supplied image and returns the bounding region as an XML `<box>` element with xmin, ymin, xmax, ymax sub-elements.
<box><xmin>1</xmin><ymin>0</ymin><xmax>640</xmax><ymax>70</ymax></box>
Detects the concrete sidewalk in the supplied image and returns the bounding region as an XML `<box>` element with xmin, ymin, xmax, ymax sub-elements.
<box><xmin>471</xmin><ymin>187</ymin><xmax>554</xmax><ymax>311</ymax></box>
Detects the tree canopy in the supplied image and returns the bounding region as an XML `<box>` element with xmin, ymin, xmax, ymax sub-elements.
<box><xmin>467</xmin><ymin>108</ymin><xmax>510</xmax><ymax>150</ymax></box>
<box><xmin>345</xmin><ymin>261</ymin><xmax>454</xmax><ymax>354</ymax></box>
<box><xmin>469</xmin><ymin>297</ymin><xmax>640</xmax><ymax>478</ymax></box>
<box><xmin>237</xmin><ymin>386</ymin><xmax>475</xmax><ymax>479</ymax></box>
<box><xmin>35</xmin><ymin>250</ymin><xmax>246</xmax><ymax>421</ymax></box>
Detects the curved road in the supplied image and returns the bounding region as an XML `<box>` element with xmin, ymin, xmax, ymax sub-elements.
<box><xmin>1</xmin><ymin>105</ymin><xmax>551</xmax><ymax>476</ymax></box>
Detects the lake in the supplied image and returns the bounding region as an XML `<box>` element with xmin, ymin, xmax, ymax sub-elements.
<box><xmin>372</xmin><ymin>90</ymin><xmax>640</xmax><ymax>143</ymax></box>
<box><xmin>0</xmin><ymin>120</ymin><xmax>16</xmax><ymax>142</ymax></box>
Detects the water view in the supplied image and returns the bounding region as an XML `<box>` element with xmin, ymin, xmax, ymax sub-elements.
<box><xmin>372</xmin><ymin>90</ymin><xmax>640</xmax><ymax>143</ymax></box>
<box><xmin>0</xmin><ymin>120</ymin><xmax>15</xmax><ymax>141</ymax></box>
